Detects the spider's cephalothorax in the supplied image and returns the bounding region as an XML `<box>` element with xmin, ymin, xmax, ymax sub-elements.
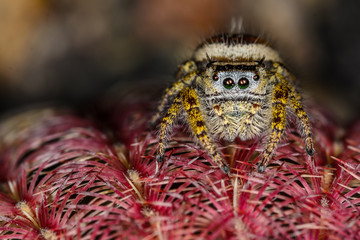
<box><xmin>149</xmin><ymin>33</ymin><xmax>315</xmax><ymax>174</ymax></box>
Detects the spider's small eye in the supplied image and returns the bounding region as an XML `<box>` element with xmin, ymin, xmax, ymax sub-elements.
<box><xmin>223</xmin><ymin>78</ymin><xmax>235</xmax><ymax>89</ymax></box>
<box><xmin>238</xmin><ymin>77</ymin><xmax>249</xmax><ymax>89</ymax></box>
<box><xmin>213</xmin><ymin>74</ymin><xmax>219</xmax><ymax>81</ymax></box>
<box><xmin>253</xmin><ymin>74</ymin><xmax>259</xmax><ymax>81</ymax></box>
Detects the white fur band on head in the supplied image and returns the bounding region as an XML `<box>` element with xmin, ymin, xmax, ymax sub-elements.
<box><xmin>193</xmin><ymin>43</ymin><xmax>283</xmax><ymax>63</ymax></box>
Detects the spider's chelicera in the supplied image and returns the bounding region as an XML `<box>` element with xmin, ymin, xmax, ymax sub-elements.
<box><xmin>149</xmin><ymin>33</ymin><xmax>315</xmax><ymax>174</ymax></box>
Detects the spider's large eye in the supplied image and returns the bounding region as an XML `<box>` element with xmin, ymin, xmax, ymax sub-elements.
<box><xmin>223</xmin><ymin>78</ymin><xmax>235</xmax><ymax>89</ymax></box>
<box><xmin>238</xmin><ymin>77</ymin><xmax>249</xmax><ymax>89</ymax></box>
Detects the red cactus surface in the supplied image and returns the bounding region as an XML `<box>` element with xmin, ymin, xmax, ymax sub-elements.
<box><xmin>0</xmin><ymin>89</ymin><xmax>359</xmax><ymax>239</ymax></box>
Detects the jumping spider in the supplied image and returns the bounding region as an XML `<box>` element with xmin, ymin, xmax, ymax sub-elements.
<box><xmin>149</xmin><ymin>33</ymin><xmax>315</xmax><ymax>174</ymax></box>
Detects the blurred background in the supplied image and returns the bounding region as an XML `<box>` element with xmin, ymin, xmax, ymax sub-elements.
<box><xmin>0</xmin><ymin>0</ymin><xmax>359</xmax><ymax>124</ymax></box>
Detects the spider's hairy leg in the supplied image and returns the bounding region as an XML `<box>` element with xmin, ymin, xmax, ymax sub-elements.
<box><xmin>180</xmin><ymin>87</ymin><xmax>230</xmax><ymax>174</ymax></box>
<box><xmin>149</xmin><ymin>61</ymin><xmax>197</xmax><ymax>127</ymax></box>
<box><xmin>274</xmin><ymin>63</ymin><xmax>316</xmax><ymax>156</ymax></box>
<box><xmin>176</xmin><ymin>60</ymin><xmax>197</xmax><ymax>79</ymax></box>
<box><xmin>288</xmin><ymin>85</ymin><xmax>315</xmax><ymax>156</ymax></box>
<box><xmin>258</xmin><ymin>81</ymin><xmax>289</xmax><ymax>173</ymax></box>
<box><xmin>156</xmin><ymin>96</ymin><xmax>182</xmax><ymax>163</ymax></box>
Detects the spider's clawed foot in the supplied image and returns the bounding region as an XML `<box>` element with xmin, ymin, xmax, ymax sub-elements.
<box><xmin>305</xmin><ymin>139</ymin><xmax>316</xmax><ymax>156</ymax></box>
<box><xmin>306</xmin><ymin>147</ymin><xmax>316</xmax><ymax>156</ymax></box>
<box><xmin>221</xmin><ymin>164</ymin><xmax>230</xmax><ymax>175</ymax></box>
<box><xmin>156</xmin><ymin>154</ymin><xmax>164</xmax><ymax>163</ymax></box>
<box><xmin>257</xmin><ymin>164</ymin><xmax>267</xmax><ymax>173</ymax></box>
<box><xmin>257</xmin><ymin>155</ymin><xmax>270</xmax><ymax>173</ymax></box>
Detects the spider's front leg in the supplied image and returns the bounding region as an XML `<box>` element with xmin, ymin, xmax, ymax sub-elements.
<box><xmin>149</xmin><ymin>61</ymin><xmax>197</xmax><ymax>127</ymax></box>
<box><xmin>180</xmin><ymin>87</ymin><xmax>230</xmax><ymax>174</ymax></box>
<box><xmin>287</xmin><ymin>84</ymin><xmax>315</xmax><ymax>156</ymax></box>
<box><xmin>156</xmin><ymin>97</ymin><xmax>182</xmax><ymax>163</ymax></box>
<box><xmin>258</xmin><ymin>80</ymin><xmax>289</xmax><ymax>172</ymax></box>
<box><xmin>276</xmin><ymin>64</ymin><xmax>315</xmax><ymax>156</ymax></box>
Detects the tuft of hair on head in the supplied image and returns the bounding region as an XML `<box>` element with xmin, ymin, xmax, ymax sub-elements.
<box><xmin>229</xmin><ymin>17</ymin><xmax>244</xmax><ymax>34</ymax></box>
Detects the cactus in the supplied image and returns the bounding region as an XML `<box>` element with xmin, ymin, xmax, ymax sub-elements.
<box><xmin>0</xmin><ymin>94</ymin><xmax>359</xmax><ymax>239</ymax></box>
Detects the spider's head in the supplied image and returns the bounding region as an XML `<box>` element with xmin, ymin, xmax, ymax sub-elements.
<box><xmin>198</xmin><ymin>62</ymin><xmax>266</xmax><ymax>96</ymax></box>
<box><xmin>193</xmin><ymin>33</ymin><xmax>282</xmax><ymax>95</ymax></box>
